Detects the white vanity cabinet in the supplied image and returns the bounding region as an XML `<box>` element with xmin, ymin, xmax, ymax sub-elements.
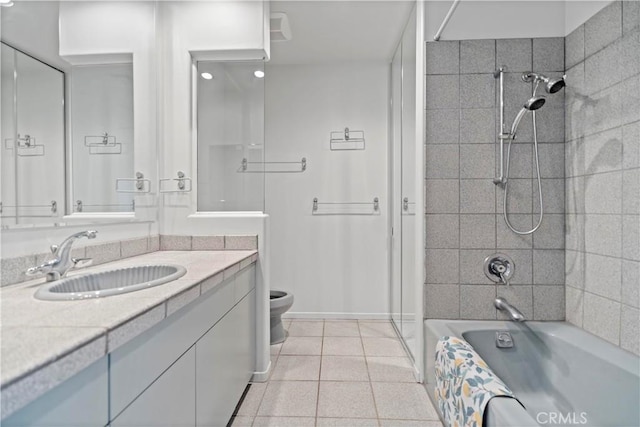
<box><xmin>197</xmin><ymin>287</ymin><xmax>255</xmax><ymax>426</ymax></box>
<box><xmin>1</xmin><ymin>357</ymin><xmax>109</xmax><ymax>427</ymax></box>
<box><xmin>110</xmin><ymin>347</ymin><xmax>196</xmax><ymax>427</ymax></box>
<box><xmin>111</xmin><ymin>264</ymin><xmax>256</xmax><ymax>426</ymax></box>
<box><xmin>2</xmin><ymin>263</ymin><xmax>257</xmax><ymax>427</ymax></box>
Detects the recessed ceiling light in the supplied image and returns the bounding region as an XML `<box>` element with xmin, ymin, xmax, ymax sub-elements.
<box><xmin>200</xmin><ymin>72</ymin><xmax>213</xmax><ymax>80</ymax></box>
<box><xmin>0</xmin><ymin>0</ymin><xmax>14</xmax><ymax>7</ymax></box>
<box><xmin>254</xmin><ymin>70</ymin><xmax>265</xmax><ymax>78</ymax></box>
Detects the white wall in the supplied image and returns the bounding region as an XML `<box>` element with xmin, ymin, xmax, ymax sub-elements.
<box><xmin>156</xmin><ymin>1</ymin><xmax>271</xmax><ymax>379</ymax></box>
<box><xmin>425</xmin><ymin>1</ymin><xmax>566</xmax><ymax>41</ymax></box>
<box><xmin>424</xmin><ymin>0</ymin><xmax>611</xmax><ymax>41</ymax></box>
<box><xmin>265</xmin><ymin>63</ymin><xmax>390</xmax><ymax>317</ymax></box>
<box><xmin>564</xmin><ymin>0</ymin><xmax>612</xmax><ymax>34</ymax></box>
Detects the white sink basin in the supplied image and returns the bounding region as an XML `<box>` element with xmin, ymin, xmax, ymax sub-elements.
<box><xmin>34</xmin><ymin>265</ymin><xmax>187</xmax><ymax>301</ymax></box>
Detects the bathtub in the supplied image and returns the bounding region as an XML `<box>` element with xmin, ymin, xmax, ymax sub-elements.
<box><xmin>424</xmin><ymin>320</ymin><xmax>640</xmax><ymax>427</ymax></box>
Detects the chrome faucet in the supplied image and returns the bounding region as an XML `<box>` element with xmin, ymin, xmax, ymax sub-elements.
<box><xmin>26</xmin><ymin>230</ymin><xmax>98</xmax><ymax>281</ymax></box>
<box><xmin>494</xmin><ymin>297</ymin><xmax>525</xmax><ymax>322</ymax></box>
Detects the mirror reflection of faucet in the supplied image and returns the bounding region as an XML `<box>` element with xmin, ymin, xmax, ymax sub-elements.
<box><xmin>483</xmin><ymin>253</ymin><xmax>515</xmax><ymax>286</ymax></box>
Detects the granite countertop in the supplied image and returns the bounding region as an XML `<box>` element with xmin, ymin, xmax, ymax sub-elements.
<box><xmin>0</xmin><ymin>250</ymin><xmax>257</xmax><ymax>417</ymax></box>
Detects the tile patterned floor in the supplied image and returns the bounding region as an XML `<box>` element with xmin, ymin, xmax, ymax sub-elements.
<box><xmin>231</xmin><ymin>320</ymin><xmax>443</xmax><ymax>427</ymax></box>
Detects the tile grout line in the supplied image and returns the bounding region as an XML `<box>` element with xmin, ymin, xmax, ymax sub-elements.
<box><xmin>314</xmin><ymin>319</ymin><xmax>325</xmax><ymax>425</ymax></box>
<box><xmin>357</xmin><ymin>319</ymin><xmax>381</xmax><ymax>425</ymax></box>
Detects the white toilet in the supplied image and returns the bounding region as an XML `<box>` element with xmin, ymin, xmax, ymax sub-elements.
<box><xmin>270</xmin><ymin>290</ymin><xmax>294</xmax><ymax>344</ymax></box>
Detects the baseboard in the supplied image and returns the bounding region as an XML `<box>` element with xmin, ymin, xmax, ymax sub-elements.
<box><xmin>283</xmin><ymin>312</ymin><xmax>391</xmax><ymax>320</ymax></box>
<box><xmin>251</xmin><ymin>360</ymin><xmax>272</xmax><ymax>383</ymax></box>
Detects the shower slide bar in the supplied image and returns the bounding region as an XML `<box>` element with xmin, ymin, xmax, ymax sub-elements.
<box><xmin>0</xmin><ymin>200</ymin><xmax>58</xmax><ymax>216</ymax></box>
<box><xmin>433</xmin><ymin>0</ymin><xmax>461</xmax><ymax>41</ymax></box>
<box><xmin>494</xmin><ymin>66</ymin><xmax>508</xmax><ymax>187</ymax></box>
<box><xmin>312</xmin><ymin>197</ymin><xmax>380</xmax><ymax>215</ymax></box>
<box><xmin>238</xmin><ymin>157</ymin><xmax>307</xmax><ymax>173</ymax></box>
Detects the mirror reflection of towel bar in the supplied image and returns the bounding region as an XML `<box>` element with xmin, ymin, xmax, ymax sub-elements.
<box><xmin>116</xmin><ymin>172</ymin><xmax>151</xmax><ymax>193</ymax></box>
<box><xmin>0</xmin><ymin>200</ymin><xmax>57</xmax><ymax>217</ymax></box>
<box><xmin>312</xmin><ymin>197</ymin><xmax>380</xmax><ymax>215</ymax></box>
<box><xmin>238</xmin><ymin>158</ymin><xmax>307</xmax><ymax>173</ymax></box>
<box><xmin>160</xmin><ymin>171</ymin><xmax>192</xmax><ymax>193</ymax></box>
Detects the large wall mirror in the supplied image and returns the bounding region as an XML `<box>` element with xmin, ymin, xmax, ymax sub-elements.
<box><xmin>1</xmin><ymin>43</ymin><xmax>65</xmax><ymax>227</ymax></box>
<box><xmin>0</xmin><ymin>1</ymin><xmax>155</xmax><ymax>228</ymax></box>
<box><xmin>70</xmin><ymin>63</ymin><xmax>134</xmax><ymax>213</ymax></box>
<box><xmin>196</xmin><ymin>60</ymin><xmax>265</xmax><ymax>212</ymax></box>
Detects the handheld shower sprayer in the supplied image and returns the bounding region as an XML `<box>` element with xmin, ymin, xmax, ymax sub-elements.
<box><xmin>496</xmin><ymin>70</ymin><xmax>566</xmax><ymax>235</ymax></box>
<box><xmin>509</xmin><ymin>96</ymin><xmax>546</xmax><ymax>139</ymax></box>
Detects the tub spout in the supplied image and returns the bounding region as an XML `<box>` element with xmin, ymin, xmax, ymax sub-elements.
<box><xmin>494</xmin><ymin>297</ymin><xmax>525</xmax><ymax>322</ymax></box>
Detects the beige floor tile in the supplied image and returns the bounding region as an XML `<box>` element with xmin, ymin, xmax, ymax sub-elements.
<box><xmin>271</xmin><ymin>355</ymin><xmax>321</xmax><ymax>381</ymax></box>
<box><xmin>288</xmin><ymin>320</ymin><xmax>324</xmax><ymax>337</ymax></box>
<box><xmin>372</xmin><ymin>383</ymin><xmax>439</xmax><ymax>420</ymax></box>
<box><xmin>236</xmin><ymin>382</ymin><xmax>268</xmax><ymax>416</ymax></box>
<box><xmin>320</xmin><ymin>356</ymin><xmax>369</xmax><ymax>381</ymax></box>
<box><xmin>379</xmin><ymin>420</ymin><xmax>443</xmax><ymax>427</ymax></box>
<box><xmin>322</xmin><ymin>336</ymin><xmax>364</xmax><ymax>356</ymax></box>
<box><xmin>316</xmin><ymin>417</ymin><xmax>380</xmax><ymax>426</ymax></box>
<box><xmin>229</xmin><ymin>416</ymin><xmax>254</xmax><ymax>426</ymax></box>
<box><xmin>270</xmin><ymin>342</ymin><xmax>283</xmax><ymax>356</ymax></box>
<box><xmin>317</xmin><ymin>381</ymin><xmax>377</xmax><ymax>419</ymax></box>
<box><xmin>367</xmin><ymin>356</ymin><xmax>415</xmax><ymax>382</ymax></box>
<box><xmin>257</xmin><ymin>381</ymin><xmax>318</xmax><ymax>417</ymax></box>
<box><xmin>324</xmin><ymin>320</ymin><xmax>360</xmax><ymax>336</ymax></box>
<box><xmin>280</xmin><ymin>336</ymin><xmax>323</xmax><ymax>355</ymax></box>
<box><xmin>362</xmin><ymin>337</ymin><xmax>406</xmax><ymax>357</ymax></box>
<box><xmin>253</xmin><ymin>416</ymin><xmax>316</xmax><ymax>426</ymax></box>
<box><xmin>359</xmin><ymin>321</ymin><xmax>397</xmax><ymax>338</ymax></box>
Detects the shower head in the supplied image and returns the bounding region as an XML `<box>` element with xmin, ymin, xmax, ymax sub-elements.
<box><xmin>525</xmin><ymin>96</ymin><xmax>546</xmax><ymax>111</ymax></box>
<box><xmin>522</xmin><ymin>72</ymin><xmax>566</xmax><ymax>94</ymax></box>
<box><xmin>509</xmin><ymin>96</ymin><xmax>546</xmax><ymax>138</ymax></box>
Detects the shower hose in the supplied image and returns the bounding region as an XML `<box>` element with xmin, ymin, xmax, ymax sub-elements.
<box><xmin>503</xmin><ymin>106</ymin><xmax>544</xmax><ymax>236</ymax></box>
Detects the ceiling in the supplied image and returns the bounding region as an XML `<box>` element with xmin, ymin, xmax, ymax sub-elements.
<box><xmin>268</xmin><ymin>1</ymin><xmax>415</xmax><ymax>65</ymax></box>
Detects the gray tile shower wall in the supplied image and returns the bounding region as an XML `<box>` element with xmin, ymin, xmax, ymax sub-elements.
<box><xmin>565</xmin><ymin>1</ymin><xmax>639</xmax><ymax>355</ymax></box>
<box><xmin>424</xmin><ymin>37</ymin><xmax>566</xmax><ymax>321</ymax></box>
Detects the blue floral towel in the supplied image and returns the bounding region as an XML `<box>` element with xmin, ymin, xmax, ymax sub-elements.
<box><xmin>435</xmin><ymin>336</ymin><xmax>521</xmax><ymax>427</ymax></box>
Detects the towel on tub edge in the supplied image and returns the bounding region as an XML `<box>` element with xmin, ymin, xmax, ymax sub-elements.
<box><xmin>435</xmin><ymin>336</ymin><xmax>522</xmax><ymax>427</ymax></box>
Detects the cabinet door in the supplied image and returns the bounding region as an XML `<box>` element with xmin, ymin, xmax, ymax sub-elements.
<box><xmin>111</xmin><ymin>347</ymin><xmax>195</xmax><ymax>427</ymax></box>
<box><xmin>2</xmin><ymin>357</ymin><xmax>108</xmax><ymax>427</ymax></box>
<box><xmin>196</xmin><ymin>290</ymin><xmax>255</xmax><ymax>427</ymax></box>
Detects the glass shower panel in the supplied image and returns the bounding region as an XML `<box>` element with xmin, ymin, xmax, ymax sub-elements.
<box><xmin>390</xmin><ymin>42</ymin><xmax>403</xmax><ymax>332</ymax></box>
<box><xmin>400</xmin><ymin>5</ymin><xmax>417</xmax><ymax>358</ymax></box>
<box><xmin>196</xmin><ymin>61</ymin><xmax>265</xmax><ymax>212</ymax></box>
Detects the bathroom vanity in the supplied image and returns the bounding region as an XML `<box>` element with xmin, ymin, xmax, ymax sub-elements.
<box><xmin>0</xmin><ymin>250</ymin><xmax>258</xmax><ymax>427</ymax></box>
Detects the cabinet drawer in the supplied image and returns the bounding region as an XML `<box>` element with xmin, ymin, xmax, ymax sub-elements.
<box><xmin>234</xmin><ymin>264</ymin><xmax>256</xmax><ymax>303</ymax></box>
<box><xmin>110</xmin><ymin>276</ymin><xmax>235</xmax><ymax>417</ymax></box>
